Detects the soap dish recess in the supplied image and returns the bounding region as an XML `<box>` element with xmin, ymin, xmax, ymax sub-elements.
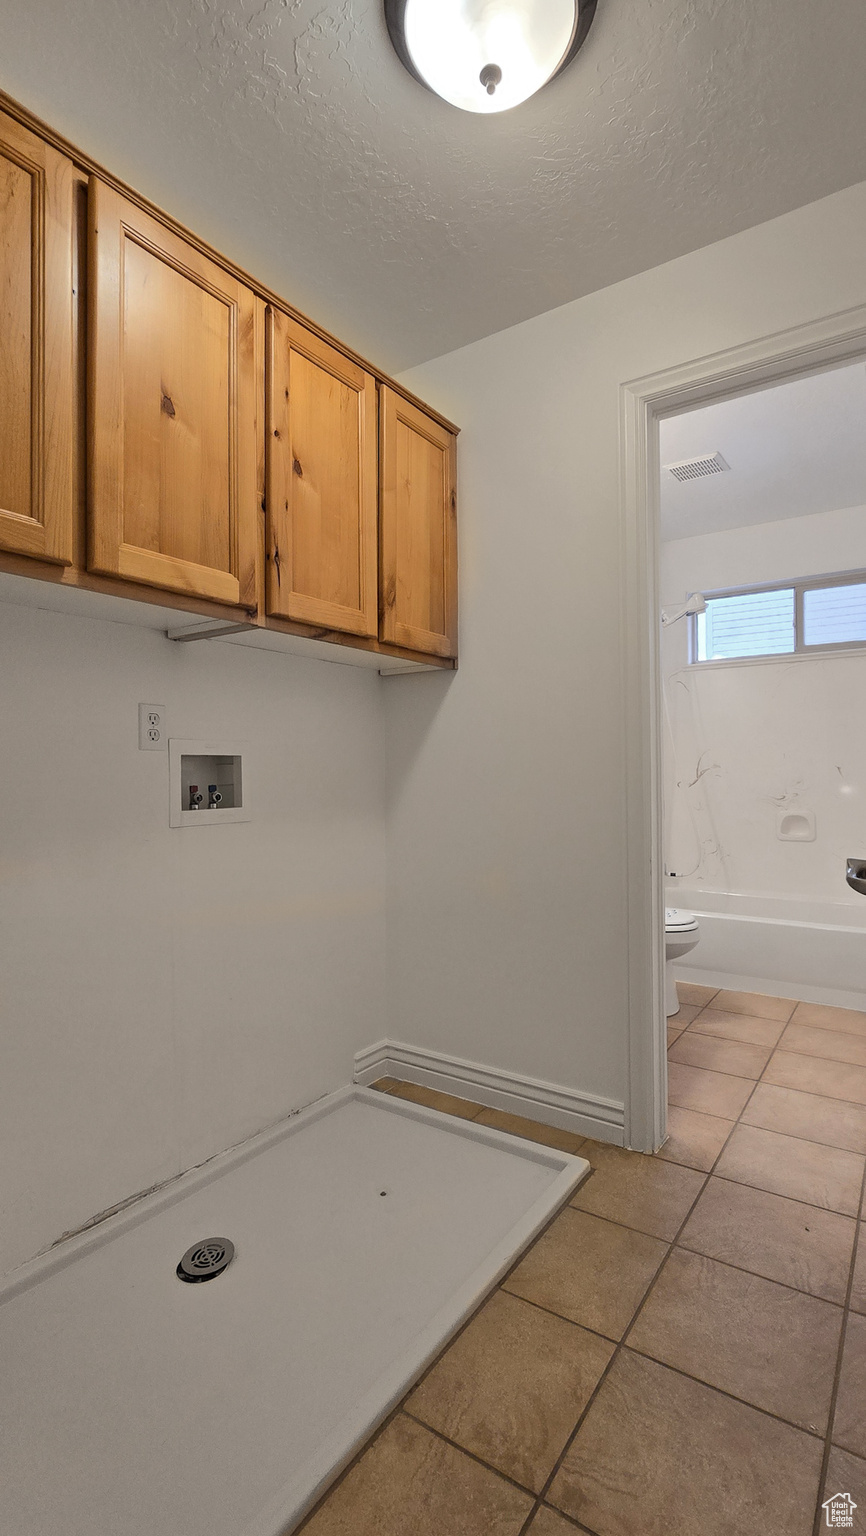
<box><xmin>776</xmin><ymin>810</ymin><xmax>815</xmax><ymax>842</ymax></box>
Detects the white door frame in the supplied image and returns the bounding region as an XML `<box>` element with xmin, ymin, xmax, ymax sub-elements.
<box><xmin>620</xmin><ymin>302</ymin><xmax>866</xmax><ymax>1152</ymax></box>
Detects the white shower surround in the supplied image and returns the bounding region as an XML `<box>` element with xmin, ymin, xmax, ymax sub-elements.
<box><xmin>670</xmin><ymin>887</ymin><xmax>866</xmax><ymax>1011</ymax></box>
<box><xmin>0</xmin><ymin>1086</ymin><xmax>587</xmax><ymax>1536</ymax></box>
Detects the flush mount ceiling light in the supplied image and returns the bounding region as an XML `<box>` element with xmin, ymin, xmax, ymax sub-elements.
<box><xmin>385</xmin><ymin>0</ymin><xmax>598</xmax><ymax>114</ymax></box>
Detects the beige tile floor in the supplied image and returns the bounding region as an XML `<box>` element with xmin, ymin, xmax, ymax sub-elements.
<box><xmin>298</xmin><ymin>990</ymin><xmax>866</xmax><ymax>1536</ymax></box>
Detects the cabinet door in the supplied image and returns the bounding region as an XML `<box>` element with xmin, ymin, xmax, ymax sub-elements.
<box><xmin>379</xmin><ymin>388</ymin><xmax>457</xmax><ymax>658</ymax></box>
<box><xmin>0</xmin><ymin>110</ymin><xmax>74</xmax><ymax>564</ymax></box>
<box><xmin>266</xmin><ymin>307</ymin><xmax>377</xmax><ymax>636</ymax></box>
<box><xmin>88</xmin><ymin>179</ymin><xmax>257</xmax><ymax>607</ymax></box>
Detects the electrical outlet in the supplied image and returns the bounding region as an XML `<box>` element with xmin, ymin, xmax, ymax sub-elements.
<box><xmin>138</xmin><ymin>703</ymin><xmax>166</xmax><ymax>751</ymax></box>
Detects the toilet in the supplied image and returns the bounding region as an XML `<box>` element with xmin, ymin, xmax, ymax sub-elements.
<box><xmin>665</xmin><ymin>907</ymin><xmax>701</xmax><ymax>1017</ymax></box>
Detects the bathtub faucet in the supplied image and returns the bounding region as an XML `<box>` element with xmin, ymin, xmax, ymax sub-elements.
<box><xmin>846</xmin><ymin>858</ymin><xmax>866</xmax><ymax>896</ymax></box>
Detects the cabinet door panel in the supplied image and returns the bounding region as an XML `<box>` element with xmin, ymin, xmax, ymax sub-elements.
<box><xmin>266</xmin><ymin>307</ymin><xmax>377</xmax><ymax>635</ymax></box>
<box><xmin>88</xmin><ymin>179</ymin><xmax>257</xmax><ymax>607</ymax></box>
<box><xmin>0</xmin><ymin>110</ymin><xmax>74</xmax><ymax>564</ymax></box>
<box><xmin>379</xmin><ymin>387</ymin><xmax>457</xmax><ymax>657</ymax></box>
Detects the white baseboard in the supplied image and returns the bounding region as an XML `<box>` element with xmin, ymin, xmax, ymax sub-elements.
<box><xmin>354</xmin><ymin>1039</ymin><xmax>625</xmax><ymax>1146</ymax></box>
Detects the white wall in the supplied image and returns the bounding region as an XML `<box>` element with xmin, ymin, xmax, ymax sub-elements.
<box><xmin>0</xmin><ymin>604</ymin><xmax>386</xmax><ymax>1275</ymax></box>
<box><xmin>389</xmin><ymin>178</ymin><xmax>866</xmax><ymax>1121</ymax></box>
<box><xmin>662</xmin><ymin>500</ymin><xmax>866</xmax><ymax>597</ymax></box>
<box><xmin>7</xmin><ymin>178</ymin><xmax>866</xmax><ymax>1272</ymax></box>
<box><xmin>660</xmin><ymin>504</ymin><xmax>866</xmax><ymax>901</ymax></box>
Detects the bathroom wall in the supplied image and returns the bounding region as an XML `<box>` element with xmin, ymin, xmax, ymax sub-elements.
<box><xmin>388</xmin><ymin>178</ymin><xmax>866</xmax><ymax>1125</ymax></box>
<box><xmin>660</xmin><ymin>503</ymin><xmax>866</xmax><ymax>901</ymax></box>
<box><xmin>0</xmin><ymin>601</ymin><xmax>386</xmax><ymax>1276</ymax></box>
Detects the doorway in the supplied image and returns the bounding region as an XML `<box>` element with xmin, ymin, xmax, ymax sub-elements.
<box><xmin>620</xmin><ymin>304</ymin><xmax>866</xmax><ymax>1152</ymax></box>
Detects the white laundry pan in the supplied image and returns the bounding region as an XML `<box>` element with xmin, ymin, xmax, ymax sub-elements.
<box><xmin>0</xmin><ymin>1085</ymin><xmax>588</xmax><ymax>1536</ymax></box>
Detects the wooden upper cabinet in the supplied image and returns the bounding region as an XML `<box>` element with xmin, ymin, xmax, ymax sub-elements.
<box><xmin>266</xmin><ymin>306</ymin><xmax>377</xmax><ymax>636</ymax></box>
<box><xmin>87</xmin><ymin>179</ymin><xmax>258</xmax><ymax>607</ymax></box>
<box><xmin>379</xmin><ymin>387</ymin><xmax>457</xmax><ymax>658</ymax></box>
<box><xmin>0</xmin><ymin>109</ymin><xmax>75</xmax><ymax>564</ymax></box>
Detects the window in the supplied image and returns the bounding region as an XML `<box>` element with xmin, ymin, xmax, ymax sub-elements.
<box><xmin>692</xmin><ymin>572</ymin><xmax>866</xmax><ymax>663</ymax></box>
<box><xmin>802</xmin><ymin>581</ymin><xmax>866</xmax><ymax>647</ymax></box>
<box><xmin>696</xmin><ymin>588</ymin><xmax>795</xmax><ymax>661</ymax></box>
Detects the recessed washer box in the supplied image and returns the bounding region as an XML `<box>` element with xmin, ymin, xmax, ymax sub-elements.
<box><xmin>169</xmin><ymin>738</ymin><xmax>249</xmax><ymax>827</ymax></box>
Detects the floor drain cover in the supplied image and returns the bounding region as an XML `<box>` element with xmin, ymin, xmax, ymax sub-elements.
<box><xmin>177</xmin><ymin>1238</ymin><xmax>235</xmax><ymax>1283</ymax></box>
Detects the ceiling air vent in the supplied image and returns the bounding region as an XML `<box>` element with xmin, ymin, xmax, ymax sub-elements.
<box><xmin>664</xmin><ymin>452</ymin><xmax>730</xmax><ymax>482</ymax></box>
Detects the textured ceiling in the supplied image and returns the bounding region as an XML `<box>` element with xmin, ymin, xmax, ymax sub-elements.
<box><xmin>660</xmin><ymin>364</ymin><xmax>866</xmax><ymax>542</ymax></box>
<box><xmin>2</xmin><ymin>0</ymin><xmax>866</xmax><ymax>371</ymax></box>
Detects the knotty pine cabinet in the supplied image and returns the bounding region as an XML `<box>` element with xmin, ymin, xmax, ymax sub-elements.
<box><xmin>266</xmin><ymin>306</ymin><xmax>378</xmax><ymax>637</ymax></box>
<box><xmin>87</xmin><ymin>179</ymin><xmax>259</xmax><ymax>609</ymax></box>
<box><xmin>379</xmin><ymin>388</ymin><xmax>457</xmax><ymax>659</ymax></box>
<box><xmin>0</xmin><ymin>108</ymin><xmax>75</xmax><ymax>565</ymax></box>
<box><xmin>0</xmin><ymin>92</ymin><xmax>458</xmax><ymax>665</ymax></box>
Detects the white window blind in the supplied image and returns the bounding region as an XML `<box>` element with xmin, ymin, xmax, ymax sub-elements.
<box><xmin>692</xmin><ymin>572</ymin><xmax>866</xmax><ymax>663</ymax></box>
<box><xmin>695</xmin><ymin>589</ymin><xmax>795</xmax><ymax>661</ymax></box>
<box><xmin>803</xmin><ymin>582</ymin><xmax>866</xmax><ymax>647</ymax></box>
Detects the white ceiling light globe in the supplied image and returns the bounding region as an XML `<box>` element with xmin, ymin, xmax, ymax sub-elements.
<box><xmin>401</xmin><ymin>0</ymin><xmax>580</xmax><ymax>114</ymax></box>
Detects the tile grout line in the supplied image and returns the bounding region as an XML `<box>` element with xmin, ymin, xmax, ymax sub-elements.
<box><xmin>678</xmin><ymin>996</ymin><xmax>866</xmax><ymax>1052</ymax></box>
<box><xmin>668</xmin><ymin>1056</ymin><xmax>773</xmax><ymax>1082</ymax></box>
<box><xmin>810</xmin><ymin>1157</ymin><xmax>866</xmax><ymax>1536</ymax></box>
<box><xmin>669</xmin><ymin>1233</ymin><xmax>851</xmax><ymax>1306</ymax></box>
<box><xmin>702</xmin><ymin>1166</ymin><xmax>863</xmax><ymax>1220</ymax></box>
<box><xmin>402</xmin><ymin>1179</ymin><xmax>591</xmax><ymax>1398</ymax></box>
<box><xmin>515</xmin><ymin>1499</ymin><xmax>596</xmax><ymax>1535</ymax></box>
<box><xmin>380</xmin><ymin>1082</ymin><xmax>589</xmax><ymax>1154</ymax></box>
<box><xmin>740</xmin><ymin>1032</ymin><xmax>866</xmax><ymax>1056</ymax></box>
<box><xmin>702</xmin><ymin>1119</ymin><xmax>865</xmax><ymax>1157</ymax></box>
<box><xmin>778</xmin><ymin>1021</ymin><xmax>866</xmax><ymax>1043</ymax></box>
<box><xmin>684</xmin><ymin>1025</ymin><xmax>787</xmax><ymax>1048</ymax></box>
<box><xmin>296</xmin><ymin>1160</ymin><xmax>601</xmax><ymax>1533</ymax></box>
<box><xmin>670</xmin><ymin>1042</ymin><xmax>866</xmax><ymax>1124</ymax></box>
<box><xmin>737</xmin><ymin>1071</ymin><xmax>866</xmax><ymax>1107</ymax></box>
<box><xmin>664</xmin><ymin>1039</ymin><xmax>866</xmax><ymax>1157</ymax></box>
<box><xmin>675</xmin><ymin>999</ymin><xmax>864</xmax><ymax>1178</ymax></box>
<box><xmin>504</xmin><ymin>1214</ymin><xmax>845</xmax><ymax>1425</ymax></box>
<box><xmin>765</xmin><ymin>1042</ymin><xmax>866</xmax><ymax>1070</ymax></box>
<box><xmin>400</xmin><ymin>1406</ymin><xmax>545</xmax><ymax>1500</ymax></box>
<box><xmin>604</xmin><ymin>1345</ymin><xmax>828</xmax><ymax>1442</ymax></box>
<box><xmin>522</xmin><ymin>1013</ymin><xmax>859</xmax><ymax>1529</ymax></box>
<box><xmin>512</xmin><ymin>1013</ymin><xmax>847</xmax><ymax>1529</ymax></box>
<box><xmin>485</xmin><ymin>1069</ymin><xmax>715</xmax><ymax>1535</ymax></box>
<box><xmin>672</xmin><ymin>1070</ymin><xmax>866</xmax><ymax>1110</ymax></box>
<box><xmin>381</xmin><ymin>1156</ymin><xmax>611</xmax><ymax>1425</ymax></box>
<box><xmin>512</xmin><ymin>1135</ymin><xmax>723</xmax><ymax>1531</ymax></box>
<box><xmin>294</xmin><ymin>1095</ymin><xmax>584</xmax><ymax>1533</ymax></box>
<box><xmin>293</xmin><ymin>1396</ymin><xmax>408</xmax><ymax>1533</ymax></box>
<box><xmin>664</xmin><ymin>1021</ymin><xmax>845</xmax><ymax>1529</ymax></box>
<box><xmin>510</xmin><ymin>1232</ymin><xmax>847</xmax><ymax>1318</ymax></box>
<box><xmin>528</xmin><ymin>1180</ymin><xmax>855</xmax><ymax>1297</ymax></box>
<box><xmin>516</xmin><ymin>1011</ymin><xmax>841</xmax><ymax>1531</ymax></box>
<box><xmin>515</xmin><ymin>1501</ymin><xmax>595</xmax><ymax>1535</ymax></box>
<box><xmin>458</xmin><ymin>1002</ymin><xmax>862</xmax><ymax>1530</ymax></box>
<box><xmin>743</xmin><ymin>1028</ymin><xmax>866</xmax><ymax>1139</ymax></box>
<box><xmin>498</xmin><ymin>1279</ymin><xmax>633</xmax><ymax>1347</ymax></box>
<box><xmin>666</xmin><ymin>1026</ymin><xmax>862</xmax><ymax>1272</ymax></box>
<box><xmin>316</xmin><ymin>1006</ymin><xmax>863</xmax><ymax>1534</ymax></box>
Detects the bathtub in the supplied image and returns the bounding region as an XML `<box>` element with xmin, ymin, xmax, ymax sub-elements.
<box><xmin>668</xmin><ymin>888</ymin><xmax>866</xmax><ymax>1012</ymax></box>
